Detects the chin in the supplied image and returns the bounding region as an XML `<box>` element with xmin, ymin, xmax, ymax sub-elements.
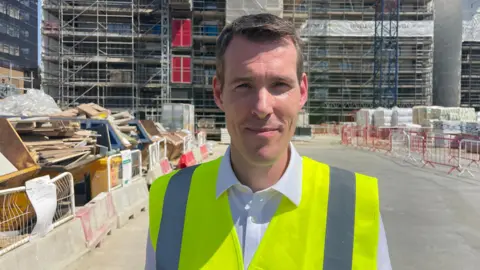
<box><xmin>246</xmin><ymin>142</ymin><xmax>284</xmax><ymax>165</ymax></box>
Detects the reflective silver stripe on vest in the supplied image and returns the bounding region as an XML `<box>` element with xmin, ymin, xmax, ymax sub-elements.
<box><xmin>156</xmin><ymin>165</ymin><xmax>199</xmax><ymax>270</ymax></box>
<box><xmin>323</xmin><ymin>166</ymin><xmax>356</xmax><ymax>270</ymax></box>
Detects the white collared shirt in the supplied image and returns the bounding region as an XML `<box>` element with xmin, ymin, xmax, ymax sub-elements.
<box><xmin>145</xmin><ymin>143</ymin><xmax>392</xmax><ymax>270</ymax></box>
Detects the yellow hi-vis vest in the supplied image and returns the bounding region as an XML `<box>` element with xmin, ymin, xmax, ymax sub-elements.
<box><xmin>149</xmin><ymin>156</ymin><xmax>380</xmax><ymax>270</ymax></box>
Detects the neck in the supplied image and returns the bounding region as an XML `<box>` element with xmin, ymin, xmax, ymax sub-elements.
<box><xmin>229</xmin><ymin>144</ymin><xmax>291</xmax><ymax>192</ymax></box>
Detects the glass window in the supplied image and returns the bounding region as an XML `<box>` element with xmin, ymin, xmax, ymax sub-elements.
<box><xmin>3</xmin><ymin>44</ymin><xmax>8</xmax><ymax>54</ymax></box>
<box><xmin>20</xmin><ymin>11</ymin><xmax>30</xmax><ymax>21</ymax></box>
<box><xmin>0</xmin><ymin>2</ymin><xmax>5</xmax><ymax>14</ymax></box>
<box><xmin>21</xmin><ymin>48</ymin><xmax>29</xmax><ymax>55</ymax></box>
<box><xmin>8</xmin><ymin>6</ymin><xmax>19</xmax><ymax>19</ymax></box>
<box><xmin>7</xmin><ymin>25</ymin><xmax>13</xmax><ymax>36</ymax></box>
<box><xmin>14</xmin><ymin>46</ymin><xmax>19</xmax><ymax>56</ymax></box>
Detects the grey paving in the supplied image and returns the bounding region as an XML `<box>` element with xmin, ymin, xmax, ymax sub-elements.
<box><xmin>67</xmin><ymin>137</ymin><xmax>480</xmax><ymax>270</ymax></box>
<box><xmin>296</xmin><ymin>137</ymin><xmax>480</xmax><ymax>270</ymax></box>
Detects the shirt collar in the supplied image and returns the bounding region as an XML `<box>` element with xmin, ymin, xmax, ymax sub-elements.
<box><xmin>215</xmin><ymin>142</ymin><xmax>303</xmax><ymax>206</ymax></box>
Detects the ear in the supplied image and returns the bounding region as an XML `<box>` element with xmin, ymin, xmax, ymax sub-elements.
<box><xmin>213</xmin><ymin>75</ymin><xmax>225</xmax><ymax>112</ymax></box>
<box><xmin>299</xmin><ymin>72</ymin><xmax>308</xmax><ymax>109</ymax></box>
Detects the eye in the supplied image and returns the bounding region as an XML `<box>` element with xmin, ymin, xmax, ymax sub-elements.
<box><xmin>235</xmin><ymin>83</ymin><xmax>251</xmax><ymax>90</ymax></box>
<box><xmin>272</xmin><ymin>82</ymin><xmax>289</xmax><ymax>88</ymax></box>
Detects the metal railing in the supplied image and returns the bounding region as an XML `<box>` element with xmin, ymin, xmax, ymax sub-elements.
<box><xmin>0</xmin><ymin>172</ymin><xmax>75</xmax><ymax>256</ymax></box>
<box><xmin>107</xmin><ymin>149</ymin><xmax>143</xmax><ymax>191</ymax></box>
<box><xmin>148</xmin><ymin>138</ymin><xmax>167</xmax><ymax>170</ymax></box>
<box><xmin>197</xmin><ymin>131</ymin><xmax>206</xmax><ymax>146</ymax></box>
<box><xmin>183</xmin><ymin>134</ymin><xmax>193</xmax><ymax>153</ymax></box>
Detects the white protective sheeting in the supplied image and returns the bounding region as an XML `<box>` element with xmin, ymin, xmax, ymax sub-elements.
<box><xmin>356</xmin><ymin>109</ymin><xmax>374</xmax><ymax>127</ymax></box>
<box><xmin>413</xmin><ymin>106</ymin><xmax>477</xmax><ymax>126</ymax></box>
<box><xmin>299</xmin><ymin>20</ymin><xmax>434</xmax><ymax>37</ymax></box>
<box><xmin>390</xmin><ymin>107</ymin><xmax>413</xmax><ymax>127</ymax></box>
<box><xmin>463</xmin><ymin>0</ymin><xmax>480</xmax><ymax>41</ymax></box>
<box><xmin>463</xmin><ymin>17</ymin><xmax>480</xmax><ymax>41</ymax></box>
<box><xmin>373</xmin><ymin>108</ymin><xmax>392</xmax><ymax>127</ymax></box>
<box><xmin>226</xmin><ymin>0</ymin><xmax>283</xmax><ymax>24</ymax></box>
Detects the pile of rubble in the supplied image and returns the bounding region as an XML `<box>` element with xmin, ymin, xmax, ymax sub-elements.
<box><xmin>9</xmin><ymin>118</ymin><xmax>99</xmax><ymax>166</ymax></box>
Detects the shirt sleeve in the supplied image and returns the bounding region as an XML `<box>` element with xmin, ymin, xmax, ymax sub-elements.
<box><xmin>377</xmin><ymin>215</ymin><xmax>392</xmax><ymax>270</ymax></box>
<box><xmin>145</xmin><ymin>228</ymin><xmax>156</xmax><ymax>270</ymax></box>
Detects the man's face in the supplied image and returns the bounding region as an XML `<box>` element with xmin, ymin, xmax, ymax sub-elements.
<box><xmin>213</xmin><ymin>35</ymin><xmax>308</xmax><ymax>165</ymax></box>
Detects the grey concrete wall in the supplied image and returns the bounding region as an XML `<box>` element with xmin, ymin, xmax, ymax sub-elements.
<box><xmin>433</xmin><ymin>0</ymin><xmax>463</xmax><ymax>107</ymax></box>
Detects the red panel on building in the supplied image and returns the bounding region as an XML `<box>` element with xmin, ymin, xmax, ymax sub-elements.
<box><xmin>182</xmin><ymin>57</ymin><xmax>191</xmax><ymax>83</ymax></box>
<box><xmin>171</xmin><ymin>20</ymin><xmax>182</xmax><ymax>47</ymax></box>
<box><xmin>171</xmin><ymin>56</ymin><xmax>192</xmax><ymax>83</ymax></box>
<box><xmin>172</xmin><ymin>19</ymin><xmax>192</xmax><ymax>47</ymax></box>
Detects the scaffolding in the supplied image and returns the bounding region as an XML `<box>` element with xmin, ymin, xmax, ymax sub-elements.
<box><xmin>372</xmin><ymin>0</ymin><xmax>400</xmax><ymax>107</ymax></box>
<box><xmin>41</xmin><ymin>0</ymin><xmax>170</xmax><ymax>115</ymax></box>
<box><xmin>42</xmin><ymin>0</ymin><xmax>435</xmax><ymax>130</ymax></box>
<box><xmin>290</xmin><ymin>0</ymin><xmax>434</xmax><ymax>123</ymax></box>
<box><xmin>461</xmin><ymin>4</ymin><xmax>480</xmax><ymax>110</ymax></box>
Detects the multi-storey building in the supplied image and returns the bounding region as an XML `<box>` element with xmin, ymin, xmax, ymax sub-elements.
<box><xmin>42</xmin><ymin>0</ymin><xmax>434</xmax><ymax>133</ymax></box>
<box><xmin>0</xmin><ymin>0</ymin><xmax>38</xmax><ymax>88</ymax></box>
<box><xmin>461</xmin><ymin>1</ymin><xmax>480</xmax><ymax>109</ymax></box>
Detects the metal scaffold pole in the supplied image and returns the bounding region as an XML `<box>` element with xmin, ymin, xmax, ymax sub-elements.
<box><xmin>161</xmin><ymin>0</ymin><xmax>171</xmax><ymax>106</ymax></box>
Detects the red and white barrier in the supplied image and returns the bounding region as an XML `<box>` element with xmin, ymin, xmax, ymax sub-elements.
<box><xmin>76</xmin><ymin>192</ymin><xmax>116</xmax><ymax>249</ymax></box>
<box><xmin>178</xmin><ymin>151</ymin><xmax>197</xmax><ymax>168</ymax></box>
<box><xmin>200</xmin><ymin>144</ymin><xmax>209</xmax><ymax>160</ymax></box>
<box><xmin>160</xmin><ymin>157</ymin><xmax>172</xmax><ymax>175</ymax></box>
<box><xmin>146</xmin><ymin>139</ymin><xmax>173</xmax><ymax>184</ymax></box>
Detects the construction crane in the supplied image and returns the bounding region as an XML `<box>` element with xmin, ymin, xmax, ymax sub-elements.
<box><xmin>372</xmin><ymin>0</ymin><xmax>400</xmax><ymax>108</ymax></box>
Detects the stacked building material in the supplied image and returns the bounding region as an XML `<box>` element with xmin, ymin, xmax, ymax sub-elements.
<box><xmin>413</xmin><ymin>106</ymin><xmax>477</xmax><ymax>126</ymax></box>
<box><xmin>391</xmin><ymin>108</ymin><xmax>414</xmax><ymax>127</ymax></box>
<box><xmin>432</xmin><ymin>120</ymin><xmax>463</xmax><ymax>134</ymax></box>
<box><xmin>51</xmin><ymin>103</ymin><xmax>110</xmax><ymax>119</ymax></box>
<box><xmin>8</xmin><ymin>118</ymin><xmax>98</xmax><ymax>166</ymax></box>
<box><xmin>356</xmin><ymin>109</ymin><xmax>374</xmax><ymax>127</ymax></box>
<box><xmin>373</xmin><ymin>108</ymin><xmax>392</xmax><ymax>127</ymax></box>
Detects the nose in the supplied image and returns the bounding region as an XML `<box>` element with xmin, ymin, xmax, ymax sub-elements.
<box><xmin>251</xmin><ymin>87</ymin><xmax>273</xmax><ymax>119</ymax></box>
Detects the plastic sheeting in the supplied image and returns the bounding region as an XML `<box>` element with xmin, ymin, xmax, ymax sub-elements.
<box><xmin>373</xmin><ymin>108</ymin><xmax>392</xmax><ymax>127</ymax></box>
<box><xmin>226</xmin><ymin>0</ymin><xmax>283</xmax><ymax>24</ymax></box>
<box><xmin>356</xmin><ymin>109</ymin><xmax>374</xmax><ymax>127</ymax></box>
<box><xmin>299</xmin><ymin>20</ymin><xmax>434</xmax><ymax>37</ymax></box>
<box><xmin>463</xmin><ymin>0</ymin><xmax>480</xmax><ymax>41</ymax></box>
<box><xmin>0</xmin><ymin>89</ymin><xmax>61</xmax><ymax>116</ymax></box>
<box><xmin>413</xmin><ymin>106</ymin><xmax>476</xmax><ymax>126</ymax></box>
<box><xmin>391</xmin><ymin>107</ymin><xmax>413</xmax><ymax>127</ymax></box>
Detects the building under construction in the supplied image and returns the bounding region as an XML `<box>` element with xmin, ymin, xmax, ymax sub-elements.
<box><xmin>41</xmin><ymin>0</ymin><xmax>434</xmax><ymax>131</ymax></box>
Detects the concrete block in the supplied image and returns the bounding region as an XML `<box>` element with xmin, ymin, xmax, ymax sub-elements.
<box><xmin>0</xmin><ymin>218</ymin><xmax>88</xmax><ymax>270</ymax></box>
<box><xmin>76</xmin><ymin>192</ymin><xmax>117</xmax><ymax>249</ymax></box>
<box><xmin>111</xmin><ymin>179</ymin><xmax>148</xmax><ymax>228</ymax></box>
<box><xmin>146</xmin><ymin>164</ymin><xmax>163</xmax><ymax>185</ymax></box>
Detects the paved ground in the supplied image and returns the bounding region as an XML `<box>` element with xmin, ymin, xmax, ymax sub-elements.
<box><xmin>66</xmin><ymin>137</ymin><xmax>480</xmax><ymax>270</ymax></box>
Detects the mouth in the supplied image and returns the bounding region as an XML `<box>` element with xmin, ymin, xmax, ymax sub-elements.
<box><xmin>245</xmin><ymin>127</ymin><xmax>280</xmax><ymax>136</ymax></box>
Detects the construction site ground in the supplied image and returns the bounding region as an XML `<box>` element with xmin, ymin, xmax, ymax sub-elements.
<box><xmin>66</xmin><ymin>136</ymin><xmax>480</xmax><ymax>270</ymax></box>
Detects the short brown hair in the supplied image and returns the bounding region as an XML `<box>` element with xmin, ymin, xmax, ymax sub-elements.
<box><xmin>215</xmin><ymin>13</ymin><xmax>304</xmax><ymax>84</ymax></box>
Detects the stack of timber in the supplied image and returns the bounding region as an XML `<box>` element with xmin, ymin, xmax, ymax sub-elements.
<box><xmin>8</xmin><ymin>118</ymin><xmax>99</xmax><ymax>166</ymax></box>
<box><xmin>141</xmin><ymin>120</ymin><xmax>189</xmax><ymax>161</ymax></box>
<box><xmin>49</xmin><ymin>103</ymin><xmax>141</xmax><ymax>148</ymax></box>
<box><xmin>50</xmin><ymin>103</ymin><xmax>110</xmax><ymax>119</ymax></box>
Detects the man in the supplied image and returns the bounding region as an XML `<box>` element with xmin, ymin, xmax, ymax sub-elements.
<box><xmin>146</xmin><ymin>13</ymin><xmax>391</xmax><ymax>270</ymax></box>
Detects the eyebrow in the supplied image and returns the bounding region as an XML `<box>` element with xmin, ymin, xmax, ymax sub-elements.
<box><xmin>227</xmin><ymin>76</ymin><xmax>254</xmax><ymax>86</ymax></box>
<box><xmin>227</xmin><ymin>75</ymin><xmax>295</xmax><ymax>86</ymax></box>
